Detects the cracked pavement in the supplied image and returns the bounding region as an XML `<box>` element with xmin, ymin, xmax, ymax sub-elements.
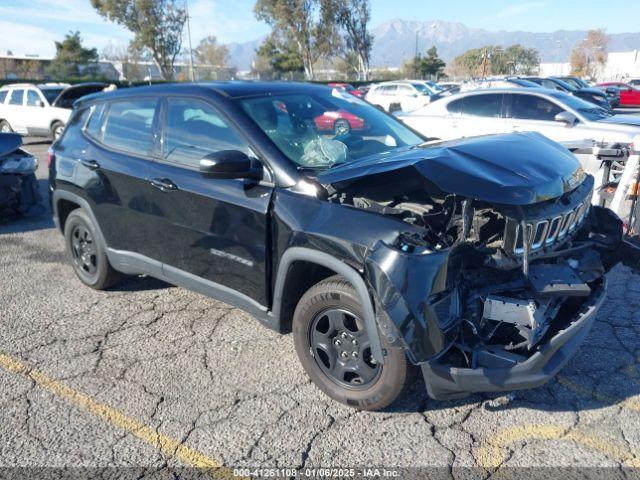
<box><xmin>1</xmin><ymin>138</ymin><xmax>640</xmax><ymax>478</ymax></box>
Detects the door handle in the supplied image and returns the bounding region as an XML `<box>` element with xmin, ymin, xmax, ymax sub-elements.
<box><xmin>150</xmin><ymin>177</ymin><xmax>178</xmax><ymax>192</ymax></box>
<box><xmin>80</xmin><ymin>159</ymin><xmax>100</xmax><ymax>170</ymax></box>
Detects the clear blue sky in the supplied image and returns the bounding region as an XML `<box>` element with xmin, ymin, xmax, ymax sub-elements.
<box><xmin>0</xmin><ymin>0</ymin><xmax>636</xmax><ymax>58</ymax></box>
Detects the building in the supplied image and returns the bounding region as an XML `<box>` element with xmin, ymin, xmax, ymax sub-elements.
<box><xmin>539</xmin><ymin>50</ymin><xmax>640</xmax><ymax>81</ymax></box>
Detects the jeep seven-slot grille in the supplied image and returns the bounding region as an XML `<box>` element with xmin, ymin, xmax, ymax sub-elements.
<box><xmin>505</xmin><ymin>200</ymin><xmax>591</xmax><ymax>255</ymax></box>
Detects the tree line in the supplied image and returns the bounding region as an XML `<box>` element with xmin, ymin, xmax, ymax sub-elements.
<box><xmin>29</xmin><ymin>2</ymin><xmax>626</xmax><ymax>84</ymax></box>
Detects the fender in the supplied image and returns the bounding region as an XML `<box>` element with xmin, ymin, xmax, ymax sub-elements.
<box><xmin>52</xmin><ymin>189</ymin><xmax>104</xmax><ymax>243</ymax></box>
<box><xmin>270</xmin><ymin>247</ymin><xmax>384</xmax><ymax>364</ymax></box>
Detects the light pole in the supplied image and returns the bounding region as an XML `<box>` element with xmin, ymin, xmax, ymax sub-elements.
<box><xmin>185</xmin><ymin>0</ymin><xmax>196</xmax><ymax>82</ymax></box>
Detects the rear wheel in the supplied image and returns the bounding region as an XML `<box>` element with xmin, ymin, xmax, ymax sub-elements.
<box><xmin>64</xmin><ymin>209</ymin><xmax>121</xmax><ymax>290</ymax></box>
<box><xmin>0</xmin><ymin>120</ymin><xmax>13</xmax><ymax>133</ymax></box>
<box><xmin>51</xmin><ymin>121</ymin><xmax>65</xmax><ymax>140</ymax></box>
<box><xmin>293</xmin><ymin>276</ymin><xmax>410</xmax><ymax>410</ymax></box>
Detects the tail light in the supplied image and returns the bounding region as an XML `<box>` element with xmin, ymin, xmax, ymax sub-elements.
<box><xmin>47</xmin><ymin>148</ymin><xmax>54</xmax><ymax>168</ymax></box>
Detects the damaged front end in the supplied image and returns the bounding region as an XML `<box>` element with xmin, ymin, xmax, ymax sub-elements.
<box><xmin>318</xmin><ymin>132</ymin><xmax>640</xmax><ymax>400</ymax></box>
<box><xmin>0</xmin><ymin>133</ymin><xmax>40</xmax><ymax>218</ymax></box>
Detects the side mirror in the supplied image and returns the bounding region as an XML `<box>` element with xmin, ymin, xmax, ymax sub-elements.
<box><xmin>199</xmin><ymin>150</ymin><xmax>263</xmax><ymax>180</ymax></box>
<box><xmin>36</xmin><ymin>100</ymin><xmax>44</xmax><ymax>107</ymax></box>
<box><xmin>554</xmin><ymin>111</ymin><xmax>577</xmax><ymax>126</ymax></box>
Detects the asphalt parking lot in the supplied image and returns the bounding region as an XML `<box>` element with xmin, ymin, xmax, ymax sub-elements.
<box><xmin>1</xmin><ymin>137</ymin><xmax>640</xmax><ymax>478</ymax></box>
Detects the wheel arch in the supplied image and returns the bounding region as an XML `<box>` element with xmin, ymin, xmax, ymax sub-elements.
<box><xmin>271</xmin><ymin>247</ymin><xmax>385</xmax><ymax>364</ymax></box>
<box><xmin>52</xmin><ymin>190</ymin><xmax>107</xmax><ymax>248</ymax></box>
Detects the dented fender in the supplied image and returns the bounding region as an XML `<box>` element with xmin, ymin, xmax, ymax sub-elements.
<box><xmin>364</xmin><ymin>241</ymin><xmax>461</xmax><ymax>364</ymax></box>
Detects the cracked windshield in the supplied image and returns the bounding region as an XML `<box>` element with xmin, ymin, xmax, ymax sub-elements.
<box><xmin>239</xmin><ymin>89</ymin><xmax>423</xmax><ymax>169</ymax></box>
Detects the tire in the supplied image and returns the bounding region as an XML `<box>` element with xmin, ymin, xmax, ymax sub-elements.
<box><xmin>293</xmin><ymin>275</ymin><xmax>410</xmax><ymax>410</ymax></box>
<box><xmin>333</xmin><ymin>119</ymin><xmax>351</xmax><ymax>135</ymax></box>
<box><xmin>51</xmin><ymin>121</ymin><xmax>65</xmax><ymax>140</ymax></box>
<box><xmin>0</xmin><ymin>120</ymin><xmax>13</xmax><ymax>133</ymax></box>
<box><xmin>64</xmin><ymin>208</ymin><xmax>121</xmax><ymax>290</ymax></box>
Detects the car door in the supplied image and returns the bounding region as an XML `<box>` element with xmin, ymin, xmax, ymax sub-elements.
<box><xmin>80</xmin><ymin>98</ymin><xmax>160</xmax><ymax>268</ymax></box>
<box><xmin>456</xmin><ymin>93</ymin><xmax>508</xmax><ymax>137</ymax></box>
<box><xmin>24</xmin><ymin>89</ymin><xmax>50</xmax><ymax>135</ymax></box>
<box><xmin>5</xmin><ymin>89</ymin><xmax>27</xmax><ymax>133</ymax></box>
<box><xmin>147</xmin><ymin>96</ymin><xmax>274</xmax><ymax>306</ymax></box>
<box><xmin>622</xmin><ymin>85</ymin><xmax>640</xmax><ymax>106</ymax></box>
<box><xmin>504</xmin><ymin>93</ymin><xmax>586</xmax><ymax>143</ymax></box>
<box><xmin>395</xmin><ymin>85</ymin><xmax>420</xmax><ymax>112</ymax></box>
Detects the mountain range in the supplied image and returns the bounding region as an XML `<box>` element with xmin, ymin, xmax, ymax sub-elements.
<box><xmin>227</xmin><ymin>18</ymin><xmax>640</xmax><ymax>71</ymax></box>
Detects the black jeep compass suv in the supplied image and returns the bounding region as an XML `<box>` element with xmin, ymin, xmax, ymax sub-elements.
<box><xmin>50</xmin><ymin>82</ymin><xmax>640</xmax><ymax>410</ymax></box>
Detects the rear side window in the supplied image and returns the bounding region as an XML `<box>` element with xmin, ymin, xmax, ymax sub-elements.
<box><xmin>9</xmin><ymin>89</ymin><xmax>24</xmax><ymax>105</ymax></box>
<box><xmin>447</xmin><ymin>98</ymin><xmax>463</xmax><ymax>114</ymax></box>
<box><xmin>511</xmin><ymin>95</ymin><xmax>563</xmax><ymax>121</ymax></box>
<box><xmin>162</xmin><ymin>98</ymin><xmax>247</xmax><ymax>168</ymax></box>
<box><xmin>60</xmin><ymin>108</ymin><xmax>90</xmax><ymax>144</ymax></box>
<box><xmin>26</xmin><ymin>90</ymin><xmax>41</xmax><ymax>106</ymax></box>
<box><xmin>102</xmin><ymin>99</ymin><xmax>157</xmax><ymax>156</ymax></box>
<box><xmin>0</xmin><ymin>91</ymin><xmax>7</xmax><ymax>103</ymax></box>
<box><xmin>85</xmin><ymin>104</ymin><xmax>106</xmax><ymax>142</ymax></box>
<box><xmin>461</xmin><ymin>94</ymin><xmax>502</xmax><ymax>118</ymax></box>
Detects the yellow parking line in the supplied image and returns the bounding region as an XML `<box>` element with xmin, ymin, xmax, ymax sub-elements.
<box><xmin>475</xmin><ymin>423</ymin><xmax>640</xmax><ymax>470</ymax></box>
<box><xmin>0</xmin><ymin>352</ymin><xmax>235</xmax><ymax>477</ymax></box>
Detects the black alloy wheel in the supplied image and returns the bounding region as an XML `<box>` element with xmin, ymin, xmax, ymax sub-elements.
<box><xmin>70</xmin><ymin>224</ymin><xmax>98</xmax><ymax>278</ymax></box>
<box><xmin>309</xmin><ymin>308</ymin><xmax>381</xmax><ymax>388</ymax></box>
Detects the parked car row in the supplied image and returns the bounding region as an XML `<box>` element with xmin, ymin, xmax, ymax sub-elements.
<box><xmin>398</xmin><ymin>87</ymin><xmax>640</xmax><ymax>146</ymax></box>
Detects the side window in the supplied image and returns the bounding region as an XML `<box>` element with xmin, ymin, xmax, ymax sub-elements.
<box><xmin>26</xmin><ymin>90</ymin><xmax>41</xmax><ymax>106</ymax></box>
<box><xmin>511</xmin><ymin>95</ymin><xmax>563</xmax><ymax>121</ymax></box>
<box><xmin>84</xmin><ymin>104</ymin><xmax>106</xmax><ymax>142</ymax></box>
<box><xmin>9</xmin><ymin>89</ymin><xmax>24</xmax><ymax>105</ymax></box>
<box><xmin>447</xmin><ymin>98</ymin><xmax>463</xmax><ymax>114</ymax></box>
<box><xmin>102</xmin><ymin>99</ymin><xmax>157</xmax><ymax>156</ymax></box>
<box><xmin>462</xmin><ymin>94</ymin><xmax>502</xmax><ymax>118</ymax></box>
<box><xmin>163</xmin><ymin>98</ymin><xmax>248</xmax><ymax>168</ymax></box>
<box><xmin>397</xmin><ymin>85</ymin><xmax>414</xmax><ymax>95</ymax></box>
<box><xmin>0</xmin><ymin>91</ymin><xmax>7</xmax><ymax>104</ymax></box>
<box><xmin>61</xmin><ymin>108</ymin><xmax>90</xmax><ymax>144</ymax></box>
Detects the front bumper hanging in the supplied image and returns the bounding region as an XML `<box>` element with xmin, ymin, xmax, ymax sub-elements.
<box><xmin>420</xmin><ymin>280</ymin><xmax>606</xmax><ymax>400</ymax></box>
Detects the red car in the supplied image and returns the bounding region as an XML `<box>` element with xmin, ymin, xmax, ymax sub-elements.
<box><xmin>598</xmin><ymin>82</ymin><xmax>640</xmax><ymax>106</ymax></box>
<box><xmin>314</xmin><ymin>109</ymin><xmax>365</xmax><ymax>135</ymax></box>
<box><xmin>327</xmin><ymin>82</ymin><xmax>365</xmax><ymax>98</ymax></box>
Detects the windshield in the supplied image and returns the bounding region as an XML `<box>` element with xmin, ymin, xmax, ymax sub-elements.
<box><xmin>238</xmin><ymin>89</ymin><xmax>424</xmax><ymax>170</ymax></box>
<box><xmin>424</xmin><ymin>81</ymin><xmax>443</xmax><ymax>92</ymax></box>
<box><xmin>411</xmin><ymin>83</ymin><xmax>433</xmax><ymax>95</ymax></box>
<box><xmin>40</xmin><ymin>88</ymin><xmax>63</xmax><ymax>105</ymax></box>
<box><xmin>549</xmin><ymin>91</ymin><xmax>612</xmax><ymax>120</ymax></box>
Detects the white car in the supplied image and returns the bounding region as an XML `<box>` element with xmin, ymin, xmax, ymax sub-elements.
<box><xmin>0</xmin><ymin>83</ymin><xmax>107</xmax><ymax>139</ymax></box>
<box><xmin>364</xmin><ymin>81</ymin><xmax>434</xmax><ymax>113</ymax></box>
<box><xmin>398</xmin><ymin>87</ymin><xmax>640</xmax><ymax>145</ymax></box>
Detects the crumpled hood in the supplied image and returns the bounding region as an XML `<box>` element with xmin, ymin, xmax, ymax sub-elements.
<box><xmin>317</xmin><ymin>132</ymin><xmax>586</xmax><ymax>205</ymax></box>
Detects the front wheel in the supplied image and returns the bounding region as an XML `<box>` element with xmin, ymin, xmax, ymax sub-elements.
<box><xmin>293</xmin><ymin>276</ymin><xmax>410</xmax><ymax>410</ymax></box>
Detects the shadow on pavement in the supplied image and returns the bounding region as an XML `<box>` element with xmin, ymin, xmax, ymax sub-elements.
<box><xmin>0</xmin><ymin>179</ymin><xmax>54</xmax><ymax>234</ymax></box>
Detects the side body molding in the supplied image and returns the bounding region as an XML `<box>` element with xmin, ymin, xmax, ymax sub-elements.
<box><xmin>270</xmin><ymin>247</ymin><xmax>385</xmax><ymax>364</ymax></box>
